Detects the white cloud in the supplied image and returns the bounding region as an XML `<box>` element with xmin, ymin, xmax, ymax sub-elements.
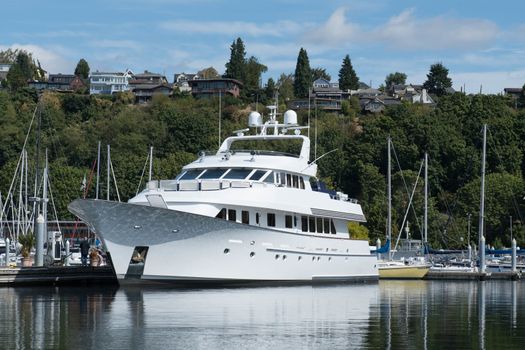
<box><xmin>306</xmin><ymin>7</ymin><xmax>500</xmax><ymax>51</ymax></box>
<box><xmin>0</xmin><ymin>43</ymin><xmax>74</xmax><ymax>74</ymax></box>
<box><xmin>304</xmin><ymin>7</ymin><xmax>361</xmax><ymax>46</ymax></box>
<box><xmin>160</xmin><ymin>19</ymin><xmax>302</xmax><ymax>37</ymax></box>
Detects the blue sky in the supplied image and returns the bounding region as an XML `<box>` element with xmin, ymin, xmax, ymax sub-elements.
<box><xmin>2</xmin><ymin>0</ymin><xmax>525</xmax><ymax>93</ymax></box>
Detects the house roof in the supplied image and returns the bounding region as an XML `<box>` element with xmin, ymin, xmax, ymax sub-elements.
<box><xmin>188</xmin><ymin>78</ymin><xmax>243</xmax><ymax>87</ymax></box>
<box><xmin>504</xmin><ymin>88</ymin><xmax>523</xmax><ymax>93</ymax></box>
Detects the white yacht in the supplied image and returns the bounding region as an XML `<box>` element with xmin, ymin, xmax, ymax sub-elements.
<box><xmin>69</xmin><ymin>107</ymin><xmax>378</xmax><ymax>285</ymax></box>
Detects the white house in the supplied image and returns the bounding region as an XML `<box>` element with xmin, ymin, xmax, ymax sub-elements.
<box><xmin>89</xmin><ymin>69</ymin><xmax>133</xmax><ymax>95</ymax></box>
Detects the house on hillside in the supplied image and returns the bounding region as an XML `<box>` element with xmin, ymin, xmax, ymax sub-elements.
<box><xmin>0</xmin><ymin>63</ymin><xmax>12</xmax><ymax>81</ymax></box>
<box><xmin>289</xmin><ymin>78</ymin><xmax>349</xmax><ymax>111</ymax></box>
<box><xmin>28</xmin><ymin>73</ymin><xmax>87</xmax><ymax>92</ymax></box>
<box><xmin>129</xmin><ymin>71</ymin><xmax>171</xmax><ymax>103</ymax></box>
<box><xmin>89</xmin><ymin>70</ymin><xmax>133</xmax><ymax>95</ymax></box>
<box><xmin>174</xmin><ymin>73</ymin><xmax>200</xmax><ymax>92</ymax></box>
<box><xmin>188</xmin><ymin>78</ymin><xmax>242</xmax><ymax>98</ymax></box>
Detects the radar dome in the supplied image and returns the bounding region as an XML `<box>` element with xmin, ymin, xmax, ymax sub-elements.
<box><xmin>248</xmin><ymin>111</ymin><xmax>262</xmax><ymax>127</ymax></box>
<box><xmin>284</xmin><ymin>110</ymin><xmax>298</xmax><ymax>125</ymax></box>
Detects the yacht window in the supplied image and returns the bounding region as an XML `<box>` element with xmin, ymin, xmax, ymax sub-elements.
<box><xmin>308</xmin><ymin>216</ymin><xmax>315</xmax><ymax>233</ymax></box>
<box><xmin>316</xmin><ymin>217</ymin><xmax>323</xmax><ymax>233</ymax></box>
<box><xmin>323</xmin><ymin>218</ymin><xmax>330</xmax><ymax>234</ymax></box>
<box><xmin>286</xmin><ymin>174</ymin><xmax>292</xmax><ymax>187</ymax></box>
<box><xmin>294</xmin><ymin>216</ymin><xmax>298</xmax><ymax>227</ymax></box>
<box><xmin>199</xmin><ymin>168</ymin><xmax>227</xmax><ymax>179</ymax></box>
<box><xmin>292</xmin><ymin>175</ymin><xmax>299</xmax><ymax>188</ymax></box>
<box><xmin>249</xmin><ymin>170</ymin><xmax>267</xmax><ymax>181</ymax></box>
<box><xmin>285</xmin><ymin>215</ymin><xmax>293</xmax><ymax>229</ymax></box>
<box><xmin>256</xmin><ymin>213</ymin><xmax>260</xmax><ymax>224</ymax></box>
<box><xmin>299</xmin><ymin>177</ymin><xmax>305</xmax><ymax>189</ymax></box>
<box><xmin>263</xmin><ymin>172</ymin><xmax>274</xmax><ymax>183</ymax></box>
<box><xmin>242</xmin><ymin>210</ymin><xmax>250</xmax><ymax>224</ymax></box>
<box><xmin>224</xmin><ymin>168</ymin><xmax>252</xmax><ymax>180</ymax></box>
<box><xmin>301</xmin><ymin>216</ymin><xmax>308</xmax><ymax>232</ymax></box>
<box><xmin>216</xmin><ymin>208</ymin><xmax>226</xmax><ymax>219</ymax></box>
<box><xmin>267</xmin><ymin>213</ymin><xmax>276</xmax><ymax>227</ymax></box>
<box><xmin>331</xmin><ymin>220</ymin><xmax>336</xmax><ymax>234</ymax></box>
<box><xmin>280</xmin><ymin>172</ymin><xmax>286</xmax><ymax>186</ymax></box>
<box><xmin>179</xmin><ymin>169</ymin><xmax>203</xmax><ymax>180</ymax></box>
<box><xmin>228</xmin><ymin>209</ymin><xmax>237</xmax><ymax>222</ymax></box>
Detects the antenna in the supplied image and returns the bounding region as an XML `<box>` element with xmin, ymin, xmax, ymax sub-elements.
<box><xmin>96</xmin><ymin>141</ymin><xmax>101</xmax><ymax>199</ymax></box>
<box><xmin>218</xmin><ymin>91</ymin><xmax>222</xmax><ymax>148</ymax></box>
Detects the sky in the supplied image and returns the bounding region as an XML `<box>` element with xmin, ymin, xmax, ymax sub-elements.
<box><xmin>1</xmin><ymin>0</ymin><xmax>525</xmax><ymax>94</ymax></box>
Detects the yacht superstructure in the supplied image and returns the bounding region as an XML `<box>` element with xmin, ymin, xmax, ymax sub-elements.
<box><xmin>69</xmin><ymin>107</ymin><xmax>378</xmax><ymax>284</ymax></box>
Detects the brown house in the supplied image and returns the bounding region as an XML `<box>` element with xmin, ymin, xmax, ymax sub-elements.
<box><xmin>188</xmin><ymin>78</ymin><xmax>242</xmax><ymax>98</ymax></box>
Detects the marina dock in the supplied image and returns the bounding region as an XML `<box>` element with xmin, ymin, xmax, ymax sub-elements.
<box><xmin>425</xmin><ymin>270</ymin><xmax>521</xmax><ymax>281</ymax></box>
<box><xmin>0</xmin><ymin>266</ymin><xmax>117</xmax><ymax>286</ymax></box>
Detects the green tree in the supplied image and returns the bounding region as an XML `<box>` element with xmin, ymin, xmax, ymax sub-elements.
<box><xmin>244</xmin><ymin>56</ymin><xmax>267</xmax><ymax>93</ymax></box>
<box><xmin>224</xmin><ymin>37</ymin><xmax>246</xmax><ymax>82</ymax></box>
<box><xmin>311</xmin><ymin>67</ymin><xmax>331</xmax><ymax>82</ymax></box>
<box><xmin>338</xmin><ymin>54</ymin><xmax>359</xmax><ymax>91</ymax></box>
<box><xmin>277</xmin><ymin>73</ymin><xmax>294</xmax><ymax>105</ymax></box>
<box><xmin>265</xmin><ymin>78</ymin><xmax>276</xmax><ymax>101</ymax></box>
<box><xmin>6</xmin><ymin>51</ymin><xmax>36</xmax><ymax>91</ymax></box>
<box><xmin>423</xmin><ymin>63</ymin><xmax>453</xmax><ymax>96</ymax></box>
<box><xmin>74</xmin><ymin>58</ymin><xmax>90</xmax><ymax>79</ymax></box>
<box><xmin>385</xmin><ymin>72</ymin><xmax>407</xmax><ymax>88</ymax></box>
<box><xmin>293</xmin><ymin>48</ymin><xmax>311</xmax><ymax>98</ymax></box>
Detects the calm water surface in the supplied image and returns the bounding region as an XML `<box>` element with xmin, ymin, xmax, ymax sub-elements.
<box><xmin>0</xmin><ymin>281</ymin><xmax>523</xmax><ymax>349</ymax></box>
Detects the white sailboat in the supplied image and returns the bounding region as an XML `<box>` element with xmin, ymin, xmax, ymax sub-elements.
<box><xmin>69</xmin><ymin>107</ymin><xmax>378</xmax><ymax>285</ymax></box>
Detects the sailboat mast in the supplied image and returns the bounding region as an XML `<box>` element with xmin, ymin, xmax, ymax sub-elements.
<box><xmin>148</xmin><ymin>146</ymin><xmax>153</xmax><ymax>182</ymax></box>
<box><xmin>424</xmin><ymin>152</ymin><xmax>428</xmax><ymax>244</ymax></box>
<box><xmin>96</xmin><ymin>141</ymin><xmax>101</xmax><ymax>199</ymax></box>
<box><xmin>478</xmin><ymin>124</ymin><xmax>487</xmax><ymax>255</ymax></box>
<box><xmin>107</xmin><ymin>144</ymin><xmax>110</xmax><ymax>201</ymax></box>
<box><xmin>386</xmin><ymin>136</ymin><xmax>392</xmax><ymax>259</ymax></box>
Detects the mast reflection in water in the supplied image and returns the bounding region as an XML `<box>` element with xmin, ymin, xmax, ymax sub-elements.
<box><xmin>0</xmin><ymin>281</ymin><xmax>524</xmax><ymax>349</ymax></box>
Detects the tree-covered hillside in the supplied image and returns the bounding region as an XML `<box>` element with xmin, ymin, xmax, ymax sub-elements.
<box><xmin>1</xmin><ymin>88</ymin><xmax>524</xmax><ymax>249</ymax></box>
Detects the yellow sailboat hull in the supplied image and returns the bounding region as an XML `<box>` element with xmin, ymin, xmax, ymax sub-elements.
<box><xmin>378</xmin><ymin>265</ymin><xmax>430</xmax><ymax>279</ymax></box>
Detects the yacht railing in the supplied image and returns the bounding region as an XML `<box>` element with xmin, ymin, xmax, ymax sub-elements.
<box><xmin>148</xmin><ymin>180</ymin><xmax>358</xmax><ymax>203</ymax></box>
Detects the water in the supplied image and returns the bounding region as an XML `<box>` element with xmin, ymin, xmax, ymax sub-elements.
<box><xmin>0</xmin><ymin>281</ymin><xmax>523</xmax><ymax>349</ymax></box>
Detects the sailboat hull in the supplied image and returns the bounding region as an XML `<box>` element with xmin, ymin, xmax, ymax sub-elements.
<box><xmin>378</xmin><ymin>264</ymin><xmax>430</xmax><ymax>279</ymax></box>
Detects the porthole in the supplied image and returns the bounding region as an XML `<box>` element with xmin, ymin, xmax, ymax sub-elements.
<box><xmin>275</xmin><ymin>254</ymin><xmax>280</xmax><ymax>260</ymax></box>
<box><xmin>250</xmin><ymin>240</ymin><xmax>255</xmax><ymax>245</ymax></box>
<box><xmin>317</xmin><ymin>256</ymin><xmax>320</xmax><ymax>261</ymax></box>
<box><xmin>282</xmin><ymin>255</ymin><xmax>287</xmax><ymax>260</ymax></box>
<box><xmin>250</xmin><ymin>252</ymin><xmax>255</xmax><ymax>257</ymax></box>
<box><xmin>224</xmin><ymin>248</ymin><xmax>230</xmax><ymax>254</ymax></box>
<box><xmin>328</xmin><ymin>257</ymin><xmax>332</xmax><ymax>261</ymax></box>
<box><xmin>298</xmin><ymin>256</ymin><xmax>302</xmax><ymax>261</ymax></box>
<box><xmin>312</xmin><ymin>256</ymin><xmax>315</xmax><ymax>261</ymax></box>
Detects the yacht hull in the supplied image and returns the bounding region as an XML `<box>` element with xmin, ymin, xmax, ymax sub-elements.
<box><xmin>69</xmin><ymin>199</ymin><xmax>378</xmax><ymax>284</ymax></box>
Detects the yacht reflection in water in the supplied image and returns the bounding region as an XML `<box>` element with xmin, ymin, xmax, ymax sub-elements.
<box><xmin>2</xmin><ymin>282</ymin><xmax>524</xmax><ymax>349</ymax></box>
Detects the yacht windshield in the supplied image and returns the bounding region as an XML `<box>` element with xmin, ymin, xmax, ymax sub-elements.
<box><xmin>199</xmin><ymin>168</ymin><xmax>227</xmax><ymax>179</ymax></box>
<box><xmin>228</xmin><ymin>139</ymin><xmax>302</xmax><ymax>157</ymax></box>
<box><xmin>224</xmin><ymin>168</ymin><xmax>252</xmax><ymax>180</ymax></box>
<box><xmin>178</xmin><ymin>169</ymin><xmax>203</xmax><ymax>180</ymax></box>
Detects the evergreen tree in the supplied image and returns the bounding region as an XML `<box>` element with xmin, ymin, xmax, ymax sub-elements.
<box><xmin>244</xmin><ymin>56</ymin><xmax>267</xmax><ymax>93</ymax></box>
<box><xmin>338</xmin><ymin>54</ymin><xmax>359</xmax><ymax>91</ymax></box>
<box><xmin>265</xmin><ymin>78</ymin><xmax>276</xmax><ymax>101</ymax></box>
<box><xmin>6</xmin><ymin>51</ymin><xmax>35</xmax><ymax>91</ymax></box>
<box><xmin>224</xmin><ymin>37</ymin><xmax>246</xmax><ymax>82</ymax></box>
<box><xmin>423</xmin><ymin>63</ymin><xmax>452</xmax><ymax>96</ymax></box>
<box><xmin>385</xmin><ymin>72</ymin><xmax>407</xmax><ymax>88</ymax></box>
<box><xmin>293</xmin><ymin>48</ymin><xmax>311</xmax><ymax>98</ymax></box>
<box><xmin>311</xmin><ymin>67</ymin><xmax>331</xmax><ymax>82</ymax></box>
<box><xmin>74</xmin><ymin>58</ymin><xmax>90</xmax><ymax>79</ymax></box>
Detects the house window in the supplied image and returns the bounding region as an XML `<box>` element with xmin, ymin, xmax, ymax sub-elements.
<box><xmin>267</xmin><ymin>213</ymin><xmax>276</xmax><ymax>227</ymax></box>
<box><xmin>228</xmin><ymin>209</ymin><xmax>236</xmax><ymax>222</ymax></box>
<box><xmin>242</xmin><ymin>210</ymin><xmax>250</xmax><ymax>224</ymax></box>
<box><xmin>285</xmin><ymin>215</ymin><xmax>293</xmax><ymax>229</ymax></box>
